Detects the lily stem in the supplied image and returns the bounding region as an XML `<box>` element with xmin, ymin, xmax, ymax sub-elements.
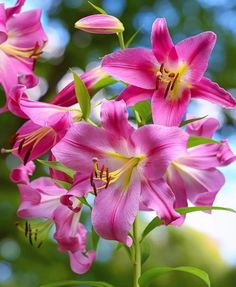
<box><xmin>133</xmin><ymin>214</ymin><xmax>141</xmax><ymax>287</ymax></box>
<box><xmin>117</xmin><ymin>32</ymin><xmax>125</xmax><ymax>49</ymax></box>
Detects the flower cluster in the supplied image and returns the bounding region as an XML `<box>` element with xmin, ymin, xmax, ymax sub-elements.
<box><xmin>1</xmin><ymin>1</ymin><xmax>236</xmax><ymax>275</ymax></box>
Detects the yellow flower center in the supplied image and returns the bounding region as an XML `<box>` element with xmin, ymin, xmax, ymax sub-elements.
<box><xmin>90</xmin><ymin>152</ymin><xmax>146</xmax><ymax>194</ymax></box>
<box><xmin>156</xmin><ymin>63</ymin><xmax>191</xmax><ymax>101</ymax></box>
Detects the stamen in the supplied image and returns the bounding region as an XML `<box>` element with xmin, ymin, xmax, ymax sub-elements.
<box><xmin>164</xmin><ymin>81</ymin><xmax>172</xmax><ymax>98</ymax></box>
<box><xmin>156</xmin><ymin>76</ymin><xmax>160</xmax><ymax>90</ymax></box>
<box><xmin>100</xmin><ymin>165</ymin><xmax>105</xmax><ymax>179</ymax></box>
<box><xmin>160</xmin><ymin>63</ymin><xmax>164</xmax><ymax>74</ymax></box>
<box><xmin>92</xmin><ymin>182</ymin><xmax>97</xmax><ymax>196</ymax></box>
<box><xmin>24</xmin><ymin>147</ymin><xmax>33</xmax><ymax>165</ymax></box>
<box><xmin>25</xmin><ymin>221</ymin><xmax>28</xmax><ymax>237</ymax></box>
<box><xmin>28</xmin><ymin>223</ymin><xmax>33</xmax><ymax>246</ymax></box>
<box><xmin>18</xmin><ymin>138</ymin><xmax>25</xmax><ymax>154</ymax></box>
<box><xmin>170</xmin><ymin>73</ymin><xmax>179</xmax><ymax>91</ymax></box>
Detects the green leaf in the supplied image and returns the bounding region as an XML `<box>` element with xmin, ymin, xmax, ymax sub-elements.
<box><xmin>187</xmin><ymin>136</ymin><xmax>219</xmax><ymax>148</ymax></box>
<box><xmin>37</xmin><ymin>159</ymin><xmax>75</xmax><ymax>178</ymax></box>
<box><xmin>92</xmin><ymin>227</ymin><xmax>100</xmax><ymax>250</ymax></box>
<box><xmin>141</xmin><ymin>240</ymin><xmax>150</xmax><ymax>265</ymax></box>
<box><xmin>53</xmin><ymin>179</ymin><xmax>71</xmax><ymax>190</ymax></box>
<box><xmin>78</xmin><ymin>197</ymin><xmax>92</xmax><ymax>210</ymax></box>
<box><xmin>41</xmin><ymin>281</ymin><xmax>114</xmax><ymax>287</ymax></box>
<box><xmin>133</xmin><ymin>101</ymin><xmax>152</xmax><ymax>126</ymax></box>
<box><xmin>139</xmin><ymin>266</ymin><xmax>211</xmax><ymax>287</ymax></box>
<box><xmin>88</xmin><ymin>1</ymin><xmax>107</xmax><ymax>14</ymax></box>
<box><xmin>71</xmin><ymin>69</ymin><xmax>91</xmax><ymax>120</ymax></box>
<box><xmin>92</xmin><ymin>76</ymin><xmax>116</xmax><ymax>94</ymax></box>
<box><xmin>125</xmin><ymin>27</ymin><xmax>142</xmax><ymax>48</ymax></box>
<box><xmin>180</xmin><ymin>115</ymin><xmax>208</xmax><ymax>127</ymax></box>
<box><xmin>141</xmin><ymin>217</ymin><xmax>163</xmax><ymax>241</ymax></box>
<box><xmin>176</xmin><ymin>205</ymin><xmax>236</xmax><ymax>214</ymax></box>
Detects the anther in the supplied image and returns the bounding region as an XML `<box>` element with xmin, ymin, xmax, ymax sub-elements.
<box><xmin>164</xmin><ymin>81</ymin><xmax>172</xmax><ymax>99</ymax></box>
<box><xmin>106</xmin><ymin>167</ymin><xmax>109</xmax><ymax>182</ymax></box>
<box><xmin>170</xmin><ymin>73</ymin><xmax>179</xmax><ymax>91</ymax></box>
<box><xmin>23</xmin><ymin>147</ymin><xmax>33</xmax><ymax>165</ymax></box>
<box><xmin>92</xmin><ymin>182</ymin><xmax>97</xmax><ymax>196</ymax></box>
<box><xmin>38</xmin><ymin>241</ymin><xmax>43</xmax><ymax>248</ymax></box>
<box><xmin>25</xmin><ymin>221</ymin><xmax>28</xmax><ymax>237</ymax></box>
<box><xmin>28</xmin><ymin>223</ymin><xmax>33</xmax><ymax>246</ymax></box>
<box><xmin>18</xmin><ymin>138</ymin><xmax>25</xmax><ymax>154</ymax></box>
<box><xmin>90</xmin><ymin>172</ymin><xmax>94</xmax><ymax>186</ymax></box>
<box><xmin>105</xmin><ymin>176</ymin><xmax>111</xmax><ymax>189</ymax></box>
<box><xmin>156</xmin><ymin>76</ymin><xmax>160</xmax><ymax>90</ymax></box>
<box><xmin>169</xmin><ymin>72</ymin><xmax>175</xmax><ymax>78</ymax></box>
<box><xmin>160</xmin><ymin>63</ymin><xmax>164</xmax><ymax>74</ymax></box>
<box><xmin>34</xmin><ymin>229</ymin><xmax>38</xmax><ymax>242</ymax></box>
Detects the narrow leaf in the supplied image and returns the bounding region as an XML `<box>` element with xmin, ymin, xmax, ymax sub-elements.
<box><xmin>41</xmin><ymin>281</ymin><xmax>114</xmax><ymax>287</ymax></box>
<box><xmin>141</xmin><ymin>241</ymin><xmax>151</xmax><ymax>265</ymax></box>
<box><xmin>78</xmin><ymin>197</ymin><xmax>92</xmax><ymax>210</ymax></box>
<box><xmin>70</xmin><ymin>69</ymin><xmax>91</xmax><ymax>120</ymax></box>
<box><xmin>88</xmin><ymin>1</ymin><xmax>107</xmax><ymax>14</ymax></box>
<box><xmin>176</xmin><ymin>206</ymin><xmax>236</xmax><ymax>214</ymax></box>
<box><xmin>141</xmin><ymin>217</ymin><xmax>163</xmax><ymax>241</ymax></box>
<box><xmin>37</xmin><ymin>159</ymin><xmax>75</xmax><ymax>178</ymax></box>
<box><xmin>139</xmin><ymin>266</ymin><xmax>211</xmax><ymax>287</ymax></box>
<box><xmin>53</xmin><ymin>179</ymin><xmax>71</xmax><ymax>190</ymax></box>
<box><xmin>92</xmin><ymin>227</ymin><xmax>100</xmax><ymax>250</ymax></box>
<box><xmin>133</xmin><ymin>101</ymin><xmax>152</xmax><ymax>126</ymax></box>
<box><xmin>187</xmin><ymin>136</ymin><xmax>219</xmax><ymax>148</ymax></box>
<box><xmin>180</xmin><ymin>115</ymin><xmax>208</xmax><ymax>127</ymax></box>
<box><xmin>125</xmin><ymin>27</ymin><xmax>142</xmax><ymax>48</ymax></box>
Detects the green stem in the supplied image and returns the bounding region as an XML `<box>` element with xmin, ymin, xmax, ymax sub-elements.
<box><xmin>117</xmin><ymin>32</ymin><xmax>125</xmax><ymax>49</ymax></box>
<box><xmin>133</xmin><ymin>215</ymin><xmax>141</xmax><ymax>287</ymax></box>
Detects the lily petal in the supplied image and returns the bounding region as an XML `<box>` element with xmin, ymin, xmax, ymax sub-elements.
<box><xmin>0</xmin><ymin>4</ymin><xmax>7</xmax><ymax>44</ymax></box>
<box><xmin>186</xmin><ymin>114</ymin><xmax>219</xmax><ymax>138</ymax></box>
<box><xmin>131</xmin><ymin>124</ymin><xmax>188</xmax><ymax>179</ymax></box>
<box><xmin>102</xmin><ymin>48</ymin><xmax>158</xmax><ymax>89</ymax></box>
<box><xmin>151</xmin><ymin>18</ymin><xmax>176</xmax><ymax>63</ymax></box>
<box><xmin>140</xmin><ymin>178</ymin><xmax>180</xmax><ymax>225</ymax></box>
<box><xmin>117</xmin><ymin>86</ymin><xmax>153</xmax><ymax>106</ymax></box>
<box><xmin>68</xmin><ymin>250</ymin><xmax>96</xmax><ymax>274</ymax></box>
<box><xmin>191</xmin><ymin>77</ymin><xmax>236</xmax><ymax>108</ymax></box>
<box><xmin>151</xmin><ymin>88</ymin><xmax>191</xmax><ymax>126</ymax></box>
<box><xmin>175</xmin><ymin>32</ymin><xmax>216</xmax><ymax>82</ymax></box>
<box><xmin>92</xmin><ymin>177</ymin><xmax>141</xmax><ymax>246</ymax></box>
<box><xmin>101</xmin><ymin>100</ymin><xmax>135</xmax><ymax>142</ymax></box>
<box><xmin>17</xmin><ymin>177</ymin><xmax>65</xmax><ymax>218</ymax></box>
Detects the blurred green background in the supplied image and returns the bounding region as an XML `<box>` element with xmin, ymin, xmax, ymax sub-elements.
<box><xmin>0</xmin><ymin>0</ymin><xmax>236</xmax><ymax>286</ymax></box>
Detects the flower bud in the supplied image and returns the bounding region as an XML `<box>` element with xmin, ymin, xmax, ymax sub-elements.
<box><xmin>75</xmin><ymin>14</ymin><xmax>124</xmax><ymax>34</ymax></box>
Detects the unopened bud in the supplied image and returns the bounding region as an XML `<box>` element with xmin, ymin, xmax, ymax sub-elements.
<box><xmin>75</xmin><ymin>14</ymin><xmax>124</xmax><ymax>34</ymax></box>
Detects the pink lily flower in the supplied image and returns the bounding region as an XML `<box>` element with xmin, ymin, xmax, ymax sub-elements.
<box><xmin>165</xmin><ymin>116</ymin><xmax>236</xmax><ymax>221</ymax></box>
<box><xmin>2</xmin><ymin>86</ymin><xmax>76</xmax><ymax>164</ymax></box>
<box><xmin>101</xmin><ymin>18</ymin><xmax>236</xmax><ymax>126</ymax></box>
<box><xmin>52</xmin><ymin>100</ymin><xmax>189</xmax><ymax>246</ymax></box>
<box><xmin>0</xmin><ymin>0</ymin><xmax>47</xmax><ymax>112</ymax></box>
<box><xmin>17</xmin><ymin>177</ymin><xmax>96</xmax><ymax>274</ymax></box>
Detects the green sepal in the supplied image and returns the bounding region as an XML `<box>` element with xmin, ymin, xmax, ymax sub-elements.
<box><xmin>37</xmin><ymin>159</ymin><xmax>75</xmax><ymax>178</ymax></box>
<box><xmin>70</xmin><ymin>69</ymin><xmax>91</xmax><ymax>120</ymax></box>
<box><xmin>139</xmin><ymin>266</ymin><xmax>211</xmax><ymax>287</ymax></box>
